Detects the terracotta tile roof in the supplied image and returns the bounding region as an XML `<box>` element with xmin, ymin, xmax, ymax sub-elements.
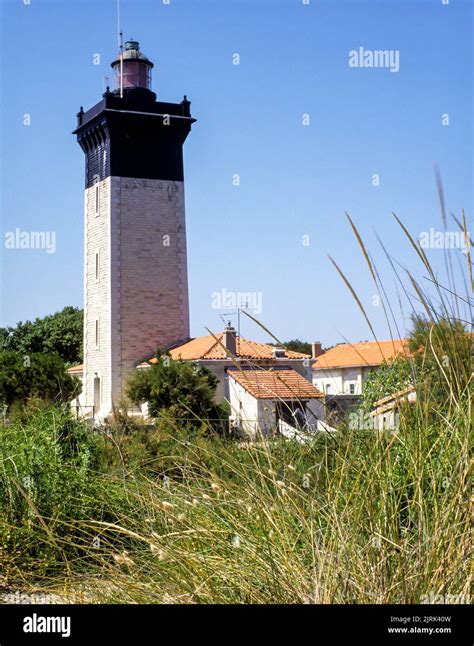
<box><xmin>141</xmin><ymin>335</ymin><xmax>308</xmax><ymax>364</ymax></box>
<box><xmin>228</xmin><ymin>369</ymin><xmax>324</xmax><ymax>400</ymax></box>
<box><xmin>313</xmin><ymin>339</ymin><xmax>408</xmax><ymax>370</ymax></box>
<box><xmin>67</xmin><ymin>364</ymin><xmax>84</xmax><ymax>374</ymax></box>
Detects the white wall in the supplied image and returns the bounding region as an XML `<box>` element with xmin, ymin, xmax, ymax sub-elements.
<box><xmin>313</xmin><ymin>366</ymin><xmax>377</xmax><ymax>396</ymax></box>
<box><xmin>343</xmin><ymin>367</ymin><xmax>360</xmax><ymax>395</ymax></box>
<box><xmin>83</xmin><ymin>177</ymin><xmax>112</xmax><ymax>419</ymax></box>
<box><xmin>228</xmin><ymin>377</ymin><xmax>325</xmax><ymax>438</ymax></box>
<box><xmin>196</xmin><ymin>360</ymin><xmax>312</xmax><ymax>404</ymax></box>
<box><xmin>313</xmin><ymin>368</ymin><xmax>344</xmax><ymax>395</ymax></box>
<box><xmin>228</xmin><ymin>378</ymin><xmax>261</xmax><ymax>437</ymax></box>
<box><xmin>228</xmin><ymin>378</ymin><xmax>284</xmax><ymax>438</ymax></box>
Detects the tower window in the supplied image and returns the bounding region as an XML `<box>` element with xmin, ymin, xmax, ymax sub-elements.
<box><xmin>93</xmin><ymin>376</ymin><xmax>101</xmax><ymax>410</ymax></box>
<box><xmin>95</xmin><ymin>251</ymin><xmax>99</xmax><ymax>282</ymax></box>
<box><xmin>95</xmin><ymin>185</ymin><xmax>100</xmax><ymax>215</ymax></box>
<box><xmin>95</xmin><ymin>319</ymin><xmax>100</xmax><ymax>348</ymax></box>
<box><xmin>326</xmin><ymin>384</ymin><xmax>331</xmax><ymax>395</ymax></box>
<box><xmin>349</xmin><ymin>384</ymin><xmax>355</xmax><ymax>395</ymax></box>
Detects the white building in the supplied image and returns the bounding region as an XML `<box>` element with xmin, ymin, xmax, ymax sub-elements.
<box><xmin>70</xmin><ymin>324</ymin><xmax>315</xmax><ymax>424</ymax></box>
<box><xmin>227</xmin><ymin>368</ymin><xmax>325</xmax><ymax>439</ymax></box>
<box><xmin>312</xmin><ymin>339</ymin><xmax>408</xmax><ymax>396</ymax></box>
<box><xmin>137</xmin><ymin>324</ymin><xmax>313</xmax><ymax>402</ymax></box>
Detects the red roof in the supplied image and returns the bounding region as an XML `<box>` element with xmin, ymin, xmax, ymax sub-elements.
<box><xmin>313</xmin><ymin>339</ymin><xmax>408</xmax><ymax>370</ymax></box>
<box><xmin>228</xmin><ymin>369</ymin><xmax>323</xmax><ymax>400</ymax></box>
<box><xmin>140</xmin><ymin>334</ymin><xmax>308</xmax><ymax>365</ymax></box>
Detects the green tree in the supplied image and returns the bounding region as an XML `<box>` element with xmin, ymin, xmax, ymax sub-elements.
<box><xmin>361</xmin><ymin>357</ymin><xmax>412</xmax><ymax>411</ymax></box>
<box><xmin>1</xmin><ymin>306</ymin><xmax>83</xmax><ymax>365</ymax></box>
<box><xmin>0</xmin><ymin>351</ymin><xmax>80</xmax><ymax>411</ymax></box>
<box><xmin>127</xmin><ymin>356</ymin><xmax>228</xmax><ymax>432</ymax></box>
<box><xmin>281</xmin><ymin>339</ymin><xmax>312</xmax><ymax>355</ymax></box>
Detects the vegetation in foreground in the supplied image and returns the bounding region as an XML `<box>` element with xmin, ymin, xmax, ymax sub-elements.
<box><xmin>0</xmin><ymin>374</ymin><xmax>470</xmax><ymax>604</ymax></box>
<box><xmin>0</xmin><ymin>207</ymin><xmax>471</xmax><ymax>604</ymax></box>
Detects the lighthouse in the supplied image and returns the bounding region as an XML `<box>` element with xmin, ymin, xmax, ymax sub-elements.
<box><xmin>73</xmin><ymin>40</ymin><xmax>195</xmax><ymax>419</ymax></box>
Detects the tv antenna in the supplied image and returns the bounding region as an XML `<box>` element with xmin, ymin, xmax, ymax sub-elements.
<box><xmin>219</xmin><ymin>304</ymin><xmax>248</xmax><ymax>339</ymax></box>
<box><xmin>237</xmin><ymin>302</ymin><xmax>249</xmax><ymax>339</ymax></box>
<box><xmin>219</xmin><ymin>312</ymin><xmax>237</xmax><ymax>328</ymax></box>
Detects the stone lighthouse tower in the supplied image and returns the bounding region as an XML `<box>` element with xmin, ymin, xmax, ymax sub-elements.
<box><xmin>73</xmin><ymin>40</ymin><xmax>195</xmax><ymax>419</ymax></box>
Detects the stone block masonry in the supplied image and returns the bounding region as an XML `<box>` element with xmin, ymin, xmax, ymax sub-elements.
<box><xmin>84</xmin><ymin>176</ymin><xmax>190</xmax><ymax>418</ymax></box>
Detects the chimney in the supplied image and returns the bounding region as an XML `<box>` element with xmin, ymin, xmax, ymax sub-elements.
<box><xmin>311</xmin><ymin>341</ymin><xmax>323</xmax><ymax>358</ymax></box>
<box><xmin>223</xmin><ymin>322</ymin><xmax>237</xmax><ymax>356</ymax></box>
<box><xmin>272</xmin><ymin>347</ymin><xmax>286</xmax><ymax>359</ymax></box>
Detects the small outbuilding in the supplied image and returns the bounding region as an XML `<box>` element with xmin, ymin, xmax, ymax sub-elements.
<box><xmin>228</xmin><ymin>368</ymin><xmax>325</xmax><ymax>439</ymax></box>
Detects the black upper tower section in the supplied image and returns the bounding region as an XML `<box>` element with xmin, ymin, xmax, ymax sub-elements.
<box><xmin>73</xmin><ymin>40</ymin><xmax>195</xmax><ymax>188</ymax></box>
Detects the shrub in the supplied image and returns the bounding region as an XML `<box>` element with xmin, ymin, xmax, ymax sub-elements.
<box><xmin>127</xmin><ymin>357</ymin><xmax>228</xmax><ymax>433</ymax></box>
<box><xmin>361</xmin><ymin>357</ymin><xmax>412</xmax><ymax>411</ymax></box>
<box><xmin>0</xmin><ymin>407</ymin><xmax>104</xmax><ymax>576</ymax></box>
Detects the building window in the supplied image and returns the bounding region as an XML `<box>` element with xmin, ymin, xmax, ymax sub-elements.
<box><xmin>95</xmin><ymin>319</ymin><xmax>99</xmax><ymax>348</ymax></box>
<box><xmin>95</xmin><ymin>185</ymin><xmax>100</xmax><ymax>215</ymax></box>
<box><xmin>326</xmin><ymin>384</ymin><xmax>331</xmax><ymax>395</ymax></box>
<box><xmin>93</xmin><ymin>376</ymin><xmax>101</xmax><ymax>410</ymax></box>
<box><xmin>349</xmin><ymin>383</ymin><xmax>355</xmax><ymax>395</ymax></box>
<box><xmin>95</xmin><ymin>251</ymin><xmax>99</xmax><ymax>282</ymax></box>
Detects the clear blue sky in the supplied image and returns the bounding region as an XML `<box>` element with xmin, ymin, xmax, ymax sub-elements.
<box><xmin>0</xmin><ymin>0</ymin><xmax>472</xmax><ymax>346</ymax></box>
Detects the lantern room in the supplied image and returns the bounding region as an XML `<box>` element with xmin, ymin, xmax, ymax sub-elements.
<box><xmin>111</xmin><ymin>40</ymin><xmax>153</xmax><ymax>92</ymax></box>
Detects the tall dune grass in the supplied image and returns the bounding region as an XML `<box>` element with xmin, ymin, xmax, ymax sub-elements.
<box><xmin>0</xmin><ymin>201</ymin><xmax>471</xmax><ymax>604</ymax></box>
